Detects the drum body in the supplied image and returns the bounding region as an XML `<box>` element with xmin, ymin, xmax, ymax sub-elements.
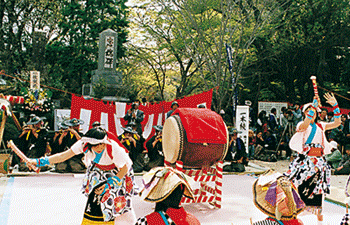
<box><xmin>163</xmin><ymin>115</ymin><xmax>228</xmax><ymax>168</ymax></box>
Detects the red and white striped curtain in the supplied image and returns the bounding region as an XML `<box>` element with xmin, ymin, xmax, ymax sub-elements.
<box><xmin>70</xmin><ymin>89</ymin><xmax>213</xmax><ymax>141</ymax></box>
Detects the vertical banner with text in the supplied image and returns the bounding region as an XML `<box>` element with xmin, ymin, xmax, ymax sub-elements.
<box><xmin>235</xmin><ymin>105</ymin><xmax>249</xmax><ymax>153</ymax></box>
<box><xmin>30</xmin><ymin>71</ymin><xmax>40</xmax><ymax>90</ymax></box>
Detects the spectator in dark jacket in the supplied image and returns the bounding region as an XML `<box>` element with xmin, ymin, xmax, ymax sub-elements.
<box><xmin>268</xmin><ymin>108</ymin><xmax>278</xmax><ymax>132</ymax></box>
<box><xmin>144</xmin><ymin>125</ymin><xmax>164</xmax><ymax>171</ymax></box>
<box><xmin>166</xmin><ymin>101</ymin><xmax>179</xmax><ymax>118</ymax></box>
<box><xmin>263</xmin><ymin>129</ymin><xmax>277</xmax><ymax>151</ymax></box>
<box><xmin>223</xmin><ymin>128</ymin><xmax>247</xmax><ymax>172</ymax></box>
<box><xmin>124</xmin><ymin>102</ymin><xmax>144</xmax><ymax>135</ymax></box>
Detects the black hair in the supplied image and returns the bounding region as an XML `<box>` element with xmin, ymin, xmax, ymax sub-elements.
<box><xmin>154</xmin><ymin>184</ymin><xmax>184</xmax><ymax>212</ymax></box>
<box><xmin>321</xmin><ymin>108</ymin><xmax>328</xmax><ymax>113</ymax></box>
<box><xmin>258</xmin><ymin>111</ymin><xmax>266</xmax><ymax>119</ymax></box>
<box><xmin>271</xmin><ymin>108</ymin><xmax>277</xmax><ymax>113</ymax></box>
<box><xmin>84</xmin><ymin>127</ymin><xmax>107</xmax><ymax>150</ymax></box>
<box><xmin>84</xmin><ymin>127</ymin><xmax>107</xmax><ymax>139</ymax></box>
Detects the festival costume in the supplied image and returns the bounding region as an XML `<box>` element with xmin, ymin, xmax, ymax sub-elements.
<box><xmin>145</xmin><ymin>135</ymin><xmax>164</xmax><ymax>171</ymax></box>
<box><xmin>56</xmin><ymin>130</ymin><xmax>86</xmax><ymax>173</ymax></box>
<box><xmin>285</xmin><ymin>121</ymin><xmax>332</xmax><ymax>209</ymax></box>
<box><xmin>136</xmin><ymin>167</ymin><xmax>200</xmax><ymax>225</ymax></box>
<box><xmin>70</xmin><ymin>137</ymin><xmax>135</xmax><ymax>224</ymax></box>
<box><xmin>252</xmin><ymin>170</ymin><xmax>305</xmax><ymax>225</ymax></box>
<box><xmin>135</xmin><ymin>207</ymin><xmax>200</xmax><ymax>225</ymax></box>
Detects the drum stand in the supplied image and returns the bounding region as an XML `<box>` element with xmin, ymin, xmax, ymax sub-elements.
<box><xmin>165</xmin><ymin>160</ymin><xmax>223</xmax><ymax>209</ymax></box>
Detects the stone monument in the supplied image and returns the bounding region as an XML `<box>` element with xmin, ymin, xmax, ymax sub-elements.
<box><xmin>91</xmin><ymin>29</ymin><xmax>123</xmax><ymax>97</ymax></box>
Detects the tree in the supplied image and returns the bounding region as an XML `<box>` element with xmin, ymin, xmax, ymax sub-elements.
<box><xmin>153</xmin><ymin>0</ymin><xmax>290</xmax><ymax>114</ymax></box>
<box><xmin>128</xmin><ymin>0</ymin><xmax>202</xmax><ymax>101</ymax></box>
<box><xmin>0</xmin><ymin>0</ymin><xmax>59</xmax><ymax>75</ymax></box>
<box><xmin>45</xmin><ymin>0</ymin><xmax>129</xmax><ymax>105</ymax></box>
<box><xmin>249</xmin><ymin>0</ymin><xmax>350</xmax><ymax>105</ymax></box>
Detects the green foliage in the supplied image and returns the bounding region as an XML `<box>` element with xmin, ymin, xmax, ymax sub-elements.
<box><xmin>247</xmin><ymin>0</ymin><xmax>350</xmax><ymax>107</ymax></box>
<box><xmin>45</xmin><ymin>0</ymin><xmax>129</xmax><ymax>98</ymax></box>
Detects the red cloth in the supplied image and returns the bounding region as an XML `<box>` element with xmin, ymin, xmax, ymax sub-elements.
<box><xmin>282</xmin><ymin>219</ymin><xmax>304</xmax><ymax>225</ymax></box>
<box><xmin>266</xmin><ymin>218</ymin><xmax>304</xmax><ymax>225</ymax></box>
<box><xmin>107</xmin><ymin>131</ymin><xmax>129</xmax><ymax>153</ymax></box>
<box><xmin>173</xmin><ymin>108</ymin><xmax>227</xmax><ymax>144</ymax></box>
<box><xmin>146</xmin><ymin>207</ymin><xmax>201</xmax><ymax>225</ymax></box>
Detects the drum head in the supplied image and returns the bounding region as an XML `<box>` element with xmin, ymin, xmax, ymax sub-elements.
<box><xmin>162</xmin><ymin>116</ymin><xmax>181</xmax><ymax>164</ymax></box>
<box><xmin>219</xmin><ymin>123</ymin><xmax>229</xmax><ymax>161</ymax></box>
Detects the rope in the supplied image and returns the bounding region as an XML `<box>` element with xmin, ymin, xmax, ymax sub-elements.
<box><xmin>0</xmin><ymin>71</ymin><xmax>109</xmax><ymax>100</ymax></box>
<box><xmin>318</xmin><ymin>86</ymin><xmax>350</xmax><ymax>102</ymax></box>
<box><xmin>2</xmin><ymin>70</ymin><xmax>350</xmax><ymax>104</ymax></box>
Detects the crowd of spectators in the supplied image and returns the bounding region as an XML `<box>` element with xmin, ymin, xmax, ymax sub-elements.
<box><xmin>9</xmin><ymin>100</ymin><xmax>350</xmax><ymax>176</ymax></box>
<box><xmin>9</xmin><ymin>100</ymin><xmax>185</xmax><ymax>174</ymax></box>
<box><xmin>238</xmin><ymin>103</ymin><xmax>350</xmax><ymax>175</ymax></box>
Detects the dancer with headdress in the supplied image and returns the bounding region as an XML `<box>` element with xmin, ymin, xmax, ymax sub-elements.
<box><xmin>285</xmin><ymin>92</ymin><xmax>341</xmax><ymax>224</ymax></box>
<box><xmin>135</xmin><ymin>166</ymin><xmax>200</xmax><ymax>225</ymax></box>
<box><xmin>252</xmin><ymin>170</ymin><xmax>305</xmax><ymax>225</ymax></box>
<box><xmin>25</xmin><ymin>127</ymin><xmax>136</xmax><ymax>225</ymax></box>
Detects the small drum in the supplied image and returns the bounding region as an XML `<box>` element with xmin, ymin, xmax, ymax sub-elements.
<box><xmin>163</xmin><ymin>109</ymin><xmax>229</xmax><ymax>168</ymax></box>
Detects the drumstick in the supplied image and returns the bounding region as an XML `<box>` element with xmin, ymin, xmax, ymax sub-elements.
<box><xmin>310</xmin><ymin>76</ymin><xmax>322</xmax><ymax>107</ymax></box>
<box><xmin>7</xmin><ymin>140</ymin><xmax>40</xmax><ymax>173</ymax></box>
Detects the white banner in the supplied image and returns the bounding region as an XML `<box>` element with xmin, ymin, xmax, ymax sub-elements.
<box><xmin>258</xmin><ymin>101</ymin><xmax>288</xmax><ymax>120</ymax></box>
<box><xmin>54</xmin><ymin>109</ymin><xmax>71</xmax><ymax>131</ymax></box>
<box><xmin>30</xmin><ymin>71</ymin><xmax>40</xmax><ymax>90</ymax></box>
<box><xmin>235</xmin><ymin>105</ymin><xmax>249</xmax><ymax>153</ymax></box>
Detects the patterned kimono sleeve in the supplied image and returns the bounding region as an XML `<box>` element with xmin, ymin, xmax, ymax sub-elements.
<box><xmin>135</xmin><ymin>216</ymin><xmax>148</xmax><ymax>225</ymax></box>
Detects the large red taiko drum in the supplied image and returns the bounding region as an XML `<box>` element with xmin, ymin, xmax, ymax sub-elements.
<box><xmin>162</xmin><ymin>108</ymin><xmax>229</xmax><ymax>168</ymax></box>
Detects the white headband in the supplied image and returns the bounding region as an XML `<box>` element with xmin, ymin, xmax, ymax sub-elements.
<box><xmin>80</xmin><ymin>135</ymin><xmax>111</xmax><ymax>145</ymax></box>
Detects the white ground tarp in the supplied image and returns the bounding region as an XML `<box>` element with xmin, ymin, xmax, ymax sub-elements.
<box><xmin>0</xmin><ymin>174</ymin><xmax>346</xmax><ymax>225</ymax></box>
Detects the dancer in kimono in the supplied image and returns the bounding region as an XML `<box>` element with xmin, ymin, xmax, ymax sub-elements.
<box><xmin>27</xmin><ymin>127</ymin><xmax>136</xmax><ymax>225</ymax></box>
<box><xmin>285</xmin><ymin>93</ymin><xmax>341</xmax><ymax>224</ymax></box>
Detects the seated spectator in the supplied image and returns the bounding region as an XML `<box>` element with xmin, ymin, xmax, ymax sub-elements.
<box><xmin>264</xmin><ymin>129</ymin><xmax>277</xmax><ymax>151</ymax></box>
<box><xmin>255</xmin><ymin>130</ymin><xmax>278</xmax><ymax>162</ymax></box>
<box><xmin>248</xmin><ymin>129</ymin><xmax>256</xmax><ymax>159</ymax></box>
<box><xmin>166</xmin><ymin>101</ymin><xmax>179</xmax><ymax>118</ymax></box>
<box><xmin>127</xmin><ymin>121</ymin><xmax>145</xmax><ymax>152</ymax></box>
<box><xmin>91</xmin><ymin>121</ymin><xmax>102</xmax><ymax>128</ymax></box>
<box><xmin>136</xmin><ymin>167</ymin><xmax>200</xmax><ymax>225</ymax></box>
<box><xmin>223</xmin><ymin>128</ymin><xmax>247</xmax><ymax>172</ymax></box>
<box><xmin>144</xmin><ymin>125</ymin><xmax>164</xmax><ymax>171</ymax></box>
<box><xmin>254</xmin><ymin>131</ymin><xmax>265</xmax><ymax>157</ymax></box>
<box><xmin>325</xmin><ymin>141</ymin><xmax>342</xmax><ymax>169</ymax></box>
<box><xmin>50</xmin><ymin>122</ymin><xmax>69</xmax><ymax>155</ymax></box>
<box><xmin>55</xmin><ymin>118</ymin><xmax>86</xmax><ymax>173</ymax></box>
<box><xmin>334</xmin><ymin>144</ymin><xmax>350</xmax><ymax>175</ymax></box>
<box><xmin>17</xmin><ymin>116</ymin><xmax>49</xmax><ymax>171</ymax></box>
<box><xmin>118</xmin><ymin>126</ymin><xmax>144</xmax><ymax>172</ymax></box>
